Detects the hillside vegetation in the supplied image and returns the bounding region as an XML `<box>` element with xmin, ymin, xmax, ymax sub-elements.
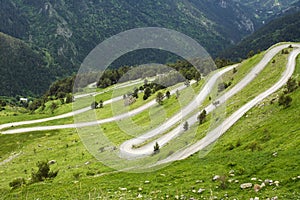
<box><xmin>221</xmin><ymin>11</ymin><xmax>300</xmax><ymax>61</ymax></box>
<box><xmin>0</xmin><ymin>32</ymin><xmax>58</xmax><ymax>97</ymax></box>
<box><xmin>0</xmin><ymin>48</ymin><xmax>299</xmax><ymax>199</ymax></box>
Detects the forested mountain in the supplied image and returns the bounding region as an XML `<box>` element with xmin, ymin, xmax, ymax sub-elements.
<box><xmin>0</xmin><ymin>32</ymin><xmax>58</xmax><ymax>97</ymax></box>
<box><xmin>234</xmin><ymin>0</ymin><xmax>300</xmax><ymax>24</ymax></box>
<box><xmin>0</xmin><ymin>0</ymin><xmax>299</xmax><ymax>96</ymax></box>
<box><xmin>219</xmin><ymin>11</ymin><xmax>300</xmax><ymax>61</ymax></box>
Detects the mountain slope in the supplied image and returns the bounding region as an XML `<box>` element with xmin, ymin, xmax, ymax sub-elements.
<box><xmin>0</xmin><ymin>32</ymin><xmax>57</xmax><ymax>97</ymax></box>
<box><xmin>220</xmin><ymin>11</ymin><xmax>300</xmax><ymax>61</ymax></box>
<box><xmin>0</xmin><ymin>0</ymin><xmax>257</xmax><ymax>67</ymax></box>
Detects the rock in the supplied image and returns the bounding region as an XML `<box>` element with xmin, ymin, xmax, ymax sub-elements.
<box><xmin>264</xmin><ymin>179</ymin><xmax>273</xmax><ymax>185</ymax></box>
<box><xmin>240</xmin><ymin>183</ymin><xmax>253</xmax><ymax>189</ymax></box>
<box><xmin>119</xmin><ymin>187</ymin><xmax>127</xmax><ymax>191</ymax></box>
<box><xmin>85</xmin><ymin>161</ymin><xmax>90</xmax><ymax>165</ymax></box>
<box><xmin>197</xmin><ymin>188</ymin><xmax>205</xmax><ymax>194</ymax></box>
<box><xmin>195</xmin><ymin>180</ymin><xmax>203</xmax><ymax>183</ymax></box>
<box><xmin>229</xmin><ymin>170</ymin><xmax>235</xmax><ymax>174</ymax></box>
<box><xmin>228</xmin><ymin>179</ymin><xmax>234</xmax><ymax>183</ymax></box>
<box><xmin>251</xmin><ymin>177</ymin><xmax>257</xmax><ymax>181</ymax></box>
<box><xmin>144</xmin><ymin>180</ymin><xmax>150</xmax><ymax>184</ymax></box>
<box><xmin>274</xmin><ymin>180</ymin><xmax>279</xmax><ymax>186</ymax></box>
<box><xmin>48</xmin><ymin>160</ymin><xmax>56</xmax><ymax>165</ymax></box>
<box><xmin>192</xmin><ymin>189</ymin><xmax>196</xmax><ymax>193</ymax></box>
<box><xmin>230</xmin><ymin>173</ymin><xmax>235</xmax><ymax>177</ymax></box>
<box><xmin>298</xmin><ymin>175</ymin><xmax>300</xmax><ymax>179</ymax></box>
<box><xmin>138</xmin><ymin>187</ymin><xmax>142</xmax><ymax>191</ymax></box>
<box><xmin>212</xmin><ymin>175</ymin><xmax>220</xmax><ymax>181</ymax></box>
<box><xmin>260</xmin><ymin>182</ymin><xmax>266</xmax><ymax>188</ymax></box>
<box><xmin>160</xmin><ymin>174</ymin><xmax>166</xmax><ymax>177</ymax></box>
<box><xmin>271</xmin><ymin>196</ymin><xmax>278</xmax><ymax>200</ymax></box>
<box><xmin>272</xmin><ymin>152</ymin><xmax>278</xmax><ymax>157</ymax></box>
<box><xmin>254</xmin><ymin>197</ymin><xmax>259</xmax><ymax>200</ymax></box>
<box><xmin>137</xmin><ymin>193</ymin><xmax>143</xmax><ymax>198</ymax></box>
<box><xmin>253</xmin><ymin>184</ymin><xmax>261</xmax><ymax>192</ymax></box>
<box><xmin>235</xmin><ymin>180</ymin><xmax>239</xmax><ymax>183</ymax></box>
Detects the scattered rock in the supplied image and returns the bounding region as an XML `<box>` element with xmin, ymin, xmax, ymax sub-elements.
<box><xmin>254</xmin><ymin>197</ymin><xmax>259</xmax><ymax>200</ymax></box>
<box><xmin>212</xmin><ymin>175</ymin><xmax>220</xmax><ymax>181</ymax></box>
<box><xmin>240</xmin><ymin>183</ymin><xmax>252</xmax><ymax>189</ymax></box>
<box><xmin>251</xmin><ymin>177</ymin><xmax>257</xmax><ymax>181</ymax></box>
<box><xmin>197</xmin><ymin>188</ymin><xmax>205</xmax><ymax>194</ymax></box>
<box><xmin>160</xmin><ymin>174</ymin><xmax>166</xmax><ymax>177</ymax></box>
<box><xmin>137</xmin><ymin>193</ymin><xmax>143</xmax><ymax>198</ymax></box>
<box><xmin>264</xmin><ymin>179</ymin><xmax>273</xmax><ymax>185</ymax></box>
<box><xmin>85</xmin><ymin>161</ymin><xmax>90</xmax><ymax>165</ymax></box>
<box><xmin>260</xmin><ymin>182</ymin><xmax>266</xmax><ymax>188</ymax></box>
<box><xmin>119</xmin><ymin>187</ymin><xmax>127</xmax><ymax>191</ymax></box>
<box><xmin>48</xmin><ymin>160</ymin><xmax>56</xmax><ymax>165</ymax></box>
<box><xmin>271</xmin><ymin>196</ymin><xmax>278</xmax><ymax>200</ymax></box>
<box><xmin>272</xmin><ymin>152</ymin><xmax>278</xmax><ymax>157</ymax></box>
<box><xmin>298</xmin><ymin>175</ymin><xmax>300</xmax><ymax>179</ymax></box>
<box><xmin>195</xmin><ymin>180</ymin><xmax>203</xmax><ymax>183</ymax></box>
<box><xmin>228</xmin><ymin>179</ymin><xmax>234</xmax><ymax>183</ymax></box>
<box><xmin>192</xmin><ymin>189</ymin><xmax>196</xmax><ymax>193</ymax></box>
<box><xmin>253</xmin><ymin>184</ymin><xmax>261</xmax><ymax>192</ymax></box>
<box><xmin>229</xmin><ymin>170</ymin><xmax>235</xmax><ymax>174</ymax></box>
<box><xmin>144</xmin><ymin>180</ymin><xmax>150</xmax><ymax>184</ymax></box>
<box><xmin>235</xmin><ymin>180</ymin><xmax>239</xmax><ymax>183</ymax></box>
<box><xmin>230</xmin><ymin>173</ymin><xmax>235</xmax><ymax>177</ymax></box>
<box><xmin>138</xmin><ymin>187</ymin><xmax>142</xmax><ymax>191</ymax></box>
<box><xmin>274</xmin><ymin>180</ymin><xmax>279</xmax><ymax>186</ymax></box>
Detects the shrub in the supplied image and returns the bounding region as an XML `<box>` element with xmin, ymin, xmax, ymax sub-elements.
<box><xmin>31</xmin><ymin>161</ymin><xmax>58</xmax><ymax>183</ymax></box>
<box><xmin>9</xmin><ymin>178</ymin><xmax>26</xmax><ymax>189</ymax></box>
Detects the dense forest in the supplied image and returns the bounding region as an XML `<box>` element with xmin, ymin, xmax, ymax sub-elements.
<box><xmin>0</xmin><ymin>32</ymin><xmax>58</xmax><ymax>97</ymax></box>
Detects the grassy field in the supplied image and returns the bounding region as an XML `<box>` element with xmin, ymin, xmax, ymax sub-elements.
<box><xmin>0</xmin><ymin>52</ymin><xmax>299</xmax><ymax>199</ymax></box>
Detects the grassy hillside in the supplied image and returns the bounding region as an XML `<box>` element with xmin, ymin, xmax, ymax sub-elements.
<box><xmin>0</xmin><ymin>49</ymin><xmax>299</xmax><ymax>199</ymax></box>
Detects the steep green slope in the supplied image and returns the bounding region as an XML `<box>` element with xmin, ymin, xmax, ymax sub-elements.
<box><xmin>0</xmin><ymin>48</ymin><xmax>299</xmax><ymax>199</ymax></box>
<box><xmin>220</xmin><ymin>11</ymin><xmax>300</xmax><ymax>61</ymax></box>
<box><xmin>0</xmin><ymin>32</ymin><xmax>57</xmax><ymax>96</ymax></box>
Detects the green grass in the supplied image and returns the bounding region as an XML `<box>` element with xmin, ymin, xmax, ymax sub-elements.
<box><xmin>0</xmin><ymin>48</ymin><xmax>299</xmax><ymax>199</ymax></box>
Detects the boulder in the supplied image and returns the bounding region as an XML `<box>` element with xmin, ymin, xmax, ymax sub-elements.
<box><xmin>212</xmin><ymin>175</ymin><xmax>220</xmax><ymax>181</ymax></box>
<box><xmin>240</xmin><ymin>183</ymin><xmax>252</xmax><ymax>189</ymax></box>
<box><xmin>253</xmin><ymin>184</ymin><xmax>261</xmax><ymax>192</ymax></box>
<box><xmin>197</xmin><ymin>188</ymin><xmax>205</xmax><ymax>194</ymax></box>
<box><xmin>48</xmin><ymin>160</ymin><xmax>56</xmax><ymax>165</ymax></box>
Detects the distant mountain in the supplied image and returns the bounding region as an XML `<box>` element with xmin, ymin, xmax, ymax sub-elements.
<box><xmin>234</xmin><ymin>0</ymin><xmax>300</xmax><ymax>25</ymax></box>
<box><xmin>0</xmin><ymin>0</ymin><xmax>299</xmax><ymax>97</ymax></box>
<box><xmin>0</xmin><ymin>32</ymin><xmax>57</xmax><ymax>97</ymax></box>
<box><xmin>0</xmin><ymin>0</ymin><xmax>257</xmax><ymax>68</ymax></box>
<box><xmin>219</xmin><ymin>11</ymin><xmax>300</xmax><ymax>61</ymax></box>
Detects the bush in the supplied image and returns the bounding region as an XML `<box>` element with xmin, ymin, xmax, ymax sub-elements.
<box><xmin>31</xmin><ymin>161</ymin><xmax>58</xmax><ymax>183</ymax></box>
<box><xmin>9</xmin><ymin>178</ymin><xmax>26</xmax><ymax>189</ymax></box>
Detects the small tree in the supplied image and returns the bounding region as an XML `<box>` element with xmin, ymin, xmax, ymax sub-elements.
<box><xmin>233</xmin><ymin>67</ymin><xmax>237</xmax><ymax>74</ymax></box>
<box><xmin>99</xmin><ymin>100</ymin><xmax>103</xmax><ymax>108</ymax></box>
<box><xmin>50</xmin><ymin>102</ymin><xmax>57</xmax><ymax>113</ymax></box>
<box><xmin>166</xmin><ymin>91</ymin><xmax>171</xmax><ymax>99</ymax></box>
<box><xmin>278</xmin><ymin>94</ymin><xmax>292</xmax><ymax>108</ymax></box>
<box><xmin>156</xmin><ymin>92</ymin><xmax>164</xmax><ymax>105</ymax></box>
<box><xmin>286</xmin><ymin>77</ymin><xmax>298</xmax><ymax>93</ymax></box>
<box><xmin>197</xmin><ymin>109</ymin><xmax>207</xmax><ymax>125</ymax></box>
<box><xmin>65</xmin><ymin>94</ymin><xmax>73</xmax><ymax>103</ymax></box>
<box><xmin>31</xmin><ymin>161</ymin><xmax>58</xmax><ymax>183</ymax></box>
<box><xmin>183</xmin><ymin>121</ymin><xmax>189</xmax><ymax>131</ymax></box>
<box><xmin>91</xmin><ymin>101</ymin><xmax>98</xmax><ymax>109</ymax></box>
<box><xmin>184</xmin><ymin>80</ymin><xmax>190</xmax><ymax>87</ymax></box>
<box><xmin>153</xmin><ymin>142</ymin><xmax>160</xmax><ymax>153</ymax></box>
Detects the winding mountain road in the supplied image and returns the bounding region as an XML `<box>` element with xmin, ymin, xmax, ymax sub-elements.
<box><xmin>1</xmin><ymin>43</ymin><xmax>299</xmax><ymax>166</ymax></box>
